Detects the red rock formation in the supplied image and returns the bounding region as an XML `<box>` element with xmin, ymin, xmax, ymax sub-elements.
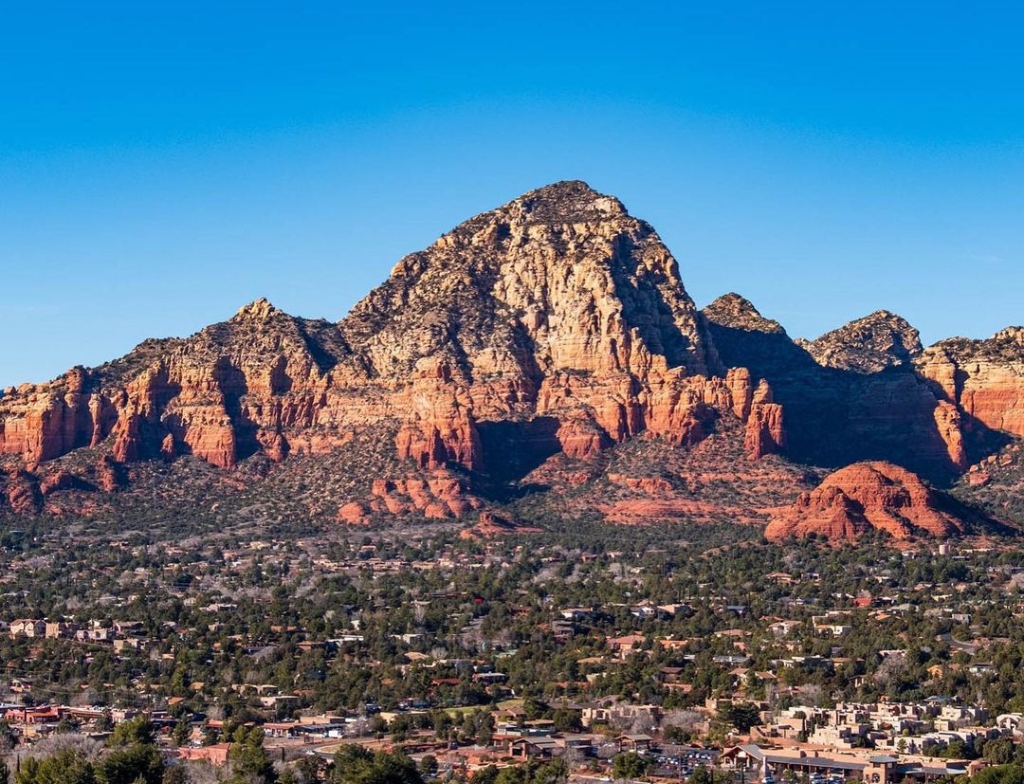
<box><xmin>94</xmin><ymin>455</ymin><xmax>124</xmax><ymax>493</ymax></box>
<box><xmin>701</xmin><ymin>295</ymin><xmax>1006</xmax><ymax>481</ymax></box>
<box><xmin>337</xmin><ymin>502</ymin><xmax>368</xmax><ymax>524</ymax></box>
<box><xmin>39</xmin><ymin>471</ymin><xmax>78</xmax><ymax>496</ymax></box>
<box><xmin>459</xmin><ymin>510</ymin><xmax>542</xmax><ymax>539</ymax></box>
<box><xmin>765</xmin><ymin>461</ymin><xmax>990</xmax><ymax>541</ymax></box>
<box><xmin>5</xmin><ymin>182</ymin><xmax>1020</xmax><ymax>534</ymax></box>
<box><xmin>917</xmin><ymin>328</ymin><xmax>1024</xmax><ymax>439</ymax></box>
<box><xmin>607</xmin><ymin>474</ymin><xmax>674</xmax><ymax>494</ymax></box>
<box><xmin>393</xmin><ymin>360</ymin><xmax>482</xmax><ymax>470</ymax></box>
<box><xmin>744</xmin><ymin>380</ymin><xmax>785</xmax><ymax>459</ymax></box>
<box><xmin>0</xmin><ymin>184</ymin><xmax>790</xmax><ymax>501</ymax></box>
<box><xmin>4</xmin><ymin>469</ymin><xmax>41</xmax><ymax>514</ymax></box>
<box><xmin>0</xmin><ymin>368</ymin><xmax>116</xmax><ymax>464</ymax></box>
<box><xmin>368</xmin><ymin>470</ymin><xmax>482</xmax><ymax>519</ymax></box>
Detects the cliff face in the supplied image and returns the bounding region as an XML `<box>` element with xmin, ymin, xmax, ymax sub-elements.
<box><xmin>0</xmin><ymin>182</ymin><xmax>782</xmax><ymax>519</ymax></box>
<box><xmin>916</xmin><ymin>327</ymin><xmax>1024</xmax><ymax>440</ymax></box>
<box><xmin>0</xmin><ymin>299</ymin><xmax>378</xmax><ymax>470</ymax></box>
<box><xmin>701</xmin><ymin>298</ymin><xmax>981</xmax><ymax>482</ymax></box>
<box><xmin>338</xmin><ymin>180</ymin><xmax>755</xmax><ymax>470</ymax></box>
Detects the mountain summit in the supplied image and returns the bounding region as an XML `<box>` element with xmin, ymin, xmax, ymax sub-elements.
<box><xmin>340</xmin><ymin>180</ymin><xmax>711</xmax><ymax>381</ymax></box>
<box><xmin>805</xmin><ymin>310</ymin><xmax>922</xmax><ymax>373</ymax></box>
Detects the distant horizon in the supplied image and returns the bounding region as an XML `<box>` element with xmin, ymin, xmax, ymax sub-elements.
<box><xmin>4</xmin><ymin>4</ymin><xmax>1022</xmax><ymax>388</ymax></box>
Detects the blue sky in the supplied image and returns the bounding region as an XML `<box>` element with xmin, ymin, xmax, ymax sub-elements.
<box><xmin>3</xmin><ymin>2</ymin><xmax>1023</xmax><ymax>387</ymax></box>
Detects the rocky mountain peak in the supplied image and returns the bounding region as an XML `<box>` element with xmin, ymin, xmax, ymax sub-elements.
<box><xmin>805</xmin><ymin>310</ymin><xmax>922</xmax><ymax>373</ymax></box>
<box><xmin>505</xmin><ymin>179</ymin><xmax>627</xmax><ymax>224</ymax></box>
<box><xmin>233</xmin><ymin>297</ymin><xmax>283</xmax><ymax>323</ymax></box>
<box><xmin>702</xmin><ymin>293</ymin><xmax>787</xmax><ymax>335</ymax></box>
<box><xmin>341</xmin><ymin>182</ymin><xmax>709</xmax><ymax>380</ymax></box>
<box><xmin>995</xmin><ymin>326</ymin><xmax>1024</xmax><ymax>345</ymax></box>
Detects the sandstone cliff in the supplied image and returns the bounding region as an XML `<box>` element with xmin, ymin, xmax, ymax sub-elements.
<box><xmin>701</xmin><ymin>296</ymin><xmax>972</xmax><ymax>481</ymax></box>
<box><xmin>916</xmin><ymin>327</ymin><xmax>1024</xmax><ymax>440</ymax></box>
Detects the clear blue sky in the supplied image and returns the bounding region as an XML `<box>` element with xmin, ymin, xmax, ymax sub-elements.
<box><xmin>3</xmin><ymin>2</ymin><xmax>1023</xmax><ymax>388</ymax></box>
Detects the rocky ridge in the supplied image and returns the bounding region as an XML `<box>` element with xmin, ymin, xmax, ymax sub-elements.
<box><xmin>700</xmin><ymin>298</ymin><xmax>1004</xmax><ymax>482</ymax></box>
<box><xmin>0</xmin><ymin>182</ymin><xmax>784</xmax><ymax>529</ymax></box>
<box><xmin>916</xmin><ymin>327</ymin><xmax>1024</xmax><ymax>440</ymax></box>
<box><xmin>804</xmin><ymin>310</ymin><xmax>923</xmax><ymax>373</ymax></box>
<box><xmin>0</xmin><ymin>181</ymin><xmax>1021</xmax><ymax>542</ymax></box>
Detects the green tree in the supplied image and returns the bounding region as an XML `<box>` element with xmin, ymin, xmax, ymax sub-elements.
<box><xmin>418</xmin><ymin>756</ymin><xmax>437</xmax><ymax>778</ymax></box>
<box><xmin>472</xmin><ymin>767</ymin><xmax>499</xmax><ymax>784</ymax></box>
<box><xmin>55</xmin><ymin>716</ymin><xmax>81</xmax><ymax>735</ymax></box>
<box><xmin>172</xmin><ymin>721</ymin><xmax>191</xmax><ymax>748</ymax></box>
<box><xmin>332</xmin><ymin>749</ymin><xmax>423</xmax><ymax>784</ymax></box>
<box><xmin>963</xmin><ymin>764</ymin><xmax>1024</xmax><ymax>784</ymax></box>
<box><xmin>228</xmin><ymin>729</ymin><xmax>277</xmax><ymax>784</ymax></box>
<box><xmin>98</xmin><ymin>744</ymin><xmax>164</xmax><ymax>784</ymax></box>
<box><xmin>16</xmin><ymin>749</ymin><xmax>97</xmax><ymax>784</ymax></box>
<box><xmin>612</xmin><ymin>753</ymin><xmax>650</xmax><ymax>781</ymax></box>
<box><xmin>551</xmin><ymin>709</ymin><xmax>582</xmax><ymax>733</ymax></box>
<box><xmin>985</xmin><ymin>741</ymin><xmax>1016</xmax><ymax>767</ymax></box>
<box><xmin>109</xmin><ymin>717</ymin><xmax>157</xmax><ymax>748</ymax></box>
<box><xmin>724</xmin><ymin>703</ymin><xmax>762</xmax><ymax>733</ymax></box>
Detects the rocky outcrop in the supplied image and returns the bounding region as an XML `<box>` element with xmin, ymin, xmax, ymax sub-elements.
<box><xmin>916</xmin><ymin>328</ymin><xmax>1024</xmax><ymax>440</ymax></box>
<box><xmin>607</xmin><ymin>473</ymin><xmax>674</xmax><ymax>494</ymax></box>
<box><xmin>805</xmin><ymin>311</ymin><xmax>922</xmax><ymax>373</ymax></box>
<box><xmin>0</xmin><ymin>368</ymin><xmax>116</xmax><ymax>464</ymax></box>
<box><xmin>765</xmin><ymin>461</ymin><xmax>1009</xmax><ymax>541</ymax></box>
<box><xmin>2</xmin><ymin>469</ymin><xmax>42</xmax><ymax>515</ymax></box>
<box><xmin>459</xmin><ymin>510</ymin><xmax>542</xmax><ymax>539</ymax></box>
<box><xmin>702</xmin><ymin>293</ymin><xmax>787</xmax><ymax>336</ymax></box>
<box><xmin>2</xmin><ymin>299</ymin><xmax>377</xmax><ymax>472</ymax></box>
<box><xmin>393</xmin><ymin>359</ymin><xmax>483</xmax><ymax>471</ymax></box>
<box><xmin>369</xmin><ymin>471</ymin><xmax>482</xmax><ymax>519</ymax></box>
<box><xmin>745</xmin><ymin>380</ymin><xmax>785</xmax><ymax>459</ymax></box>
<box><xmin>342</xmin><ymin>180</ymin><xmax>712</xmax><ymax>381</ymax></box>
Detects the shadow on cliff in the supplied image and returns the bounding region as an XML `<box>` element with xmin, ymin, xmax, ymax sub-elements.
<box><xmin>215</xmin><ymin>358</ymin><xmax>262</xmax><ymax>461</ymax></box>
<box><xmin>704</xmin><ymin>321</ymin><xmax>1012</xmax><ymax>486</ymax></box>
<box><xmin>609</xmin><ymin>233</ymin><xmax>701</xmax><ymax>368</ymax></box>
<box><xmin>475</xmin><ymin>417</ymin><xmax>562</xmax><ymax>501</ymax></box>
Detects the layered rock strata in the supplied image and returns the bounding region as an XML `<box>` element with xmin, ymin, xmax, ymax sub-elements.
<box><xmin>765</xmin><ymin>461</ymin><xmax>1002</xmax><ymax>541</ymax></box>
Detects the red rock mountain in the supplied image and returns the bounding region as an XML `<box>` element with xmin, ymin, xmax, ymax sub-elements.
<box><xmin>0</xmin><ymin>182</ymin><xmax>784</xmax><ymax>523</ymax></box>
<box><xmin>765</xmin><ymin>461</ymin><xmax>1009</xmax><ymax>541</ymax></box>
<box><xmin>0</xmin><ymin>181</ymin><xmax>1020</xmax><ymax>541</ymax></box>
<box><xmin>699</xmin><ymin>296</ymin><xmax>1009</xmax><ymax>482</ymax></box>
